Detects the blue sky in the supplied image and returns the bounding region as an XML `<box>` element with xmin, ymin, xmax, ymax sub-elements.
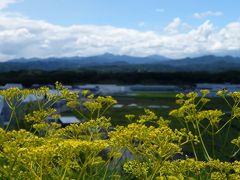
<box><xmin>6</xmin><ymin>0</ymin><xmax>240</xmax><ymax>30</ymax></box>
<box><xmin>0</xmin><ymin>0</ymin><xmax>239</xmax><ymax>61</ymax></box>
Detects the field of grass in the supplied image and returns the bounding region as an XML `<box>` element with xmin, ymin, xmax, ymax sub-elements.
<box><xmin>107</xmin><ymin>92</ymin><xmax>178</xmax><ymax>126</ymax></box>
<box><xmin>135</xmin><ymin>91</ymin><xmax>178</xmax><ymax>98</ymax></box>
<box><xmin>108</xmin><ymin>92</ymin><xmax>230</xmax><ymax>126</ymax></box>
<box><xmin>63</xmin><ymin>91</ymin><xmax>233</xmax><ymax>127</ymax></box>
<box><xmin>61</xmin><ymin>92</ymin><xmax>177</xmax><ymax>126</ymax></box>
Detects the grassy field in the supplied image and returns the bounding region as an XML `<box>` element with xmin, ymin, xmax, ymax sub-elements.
<box><xmin>62</xmin><ymin>92</ymin><xmax>178</xmax><ymax>126</ymax></box>
<box><xmin>107</xmin><ymin>91</ymin><xmax>178</xmax><ymax>126</ymax></box>
<box><xmin>63</xmin><ymin>91</ymin><xmax>234</xmax><ymax>129</ymax></box>
<box><xmin>108</xmin><ymin>92</ymin><xmax>231</xmax><ymax>125</ymax></box>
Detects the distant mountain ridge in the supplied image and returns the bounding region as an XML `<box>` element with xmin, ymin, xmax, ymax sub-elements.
<box><xmin>1</xmin><ymin>54</ymin><xmax>240</xmax><ymax>72</ymax></box>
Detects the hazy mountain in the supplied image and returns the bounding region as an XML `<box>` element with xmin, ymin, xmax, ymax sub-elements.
<box><xmin>162</xmin><ymin>55</ymin><xmax>240</xmax><ymax>71</ymax></box>
<box><xmin>1</xmin><ymin>54</ymin><xmax>240</xmax><ymax>72</ymax></box>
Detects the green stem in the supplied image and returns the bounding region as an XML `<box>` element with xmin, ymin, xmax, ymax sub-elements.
<box><xmin>61</xmin><ymin>162</ymin><xmax>68</xmax><ymax>180</ymax></box>
<box><xmin>199</xmin><ymin>123</ymin><xmax>212</xmax><ymax>135</ymax></box>
<box><xmin>196</xmin><ymin>123</ymin><xmax>211</xmax><ymax>161</ymax></box>
<box><xmin>223</xmin><ymin>121</ymin><xmax>232</xmax><ymax>147</ymax></box>
<box><xmin>14</xmin><ymin>110</ymin><xmax>20</xmax><ymax>130</ymax></box>
<box><xmin>5</xmin><ymin>109</ymin><xmax>14</xmax><ymax>131</ymax></box>
<box><xmin>100</xmin><ymin>104</ymin><xmax>114</xmax><ymax>116</ymax></box>
<box><xmin>186</xmin><ymin>122</ymin><xmax>198</xmax><ymax>160</ymax></box>
<box><xmin>74</xmin><ymin>108</ymin><xmax>88</xmax><ymax>120</ymax></box>
<box><xmin>215</xmin><ymin>117</ymin><xmax>233</xmax><ymax>134</ymax></box>
<box><xmin>222</xmin><ymin>95</ymin><xmax>232</xmax><ymax>109</ymax></box>
<box><xmin>211</xmin><ymin>126</ymin><xmax>215</xmax><ymax>158</ymax></box>
<box><xmin>102</xmin><ymin>159</ymin><xmax>111</xmax><ymax>180</ymax></box>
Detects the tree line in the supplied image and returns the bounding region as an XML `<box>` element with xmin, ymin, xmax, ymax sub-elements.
<box><xmin>0</xmin><ymin>70</ymin><xmax>240</xmax><ymax>86</ymax></box>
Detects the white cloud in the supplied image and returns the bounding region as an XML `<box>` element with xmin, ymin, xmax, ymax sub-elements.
<box><xmin>155</xmin><ymin>8</ymin><xmax>165</xmax><ymax>13</ymax></box>
<box><xmin>0</xmin><ymin>0</ymin><xmax>18</xmax><ymax>9</ymax></box>
<box><xmin>0</xmin><ymin>14</ymin><xmax>240</xmax><ymax>61</ymax></box>
<box><xmin>193</xmin><ymin>11</ymin><xmax>223</xmax><ymax>19</ymax></box>
<box><xmin>164</xmin><ymin>18</ymin><xmax>192</xmax><ymax>34</ymax></box>
<box><xmin>164</xmin><ymin>17</ymin><xmax>181</xmax><ymax>34</ymax></box>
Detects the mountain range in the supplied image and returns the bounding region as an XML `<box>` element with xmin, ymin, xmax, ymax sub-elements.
<box><xmin>1</xmin><ymin>54</ymin><xmax>240</xmax><ymax>72</ymax></box>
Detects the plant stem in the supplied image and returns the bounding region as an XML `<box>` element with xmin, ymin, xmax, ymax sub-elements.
<box><xmin>186</xmin><ymin>122</ymin><xmax>198</xmax><ymax>160</ymax></box>
<box><xmin>196</xmin><ymin>123</ymin><xmax>211</xmax><ymax>161</ymax></box>
<box><xmin>211</xmin><ymin>126</ymin><xmax>215</xmax><ymax>158</ymax></box>
<box><xmin>223</xmin><ymin>121</ymin><xmax>231</xmax><ymax>150</ymax></box>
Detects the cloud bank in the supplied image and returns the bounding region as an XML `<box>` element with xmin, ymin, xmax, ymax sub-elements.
<box><xmin>0</xmin><ymin>14</ymin><xmax>240</xmax><ymax>61</ymax></box>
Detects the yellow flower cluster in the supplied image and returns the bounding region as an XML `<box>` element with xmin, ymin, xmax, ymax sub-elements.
<box><xmin>123</xmin><ymin>160</ymin><xmax>149</xmax><ymax>178</ymax></box>
<box><xmin>1</xmin><ymin>85</ymin><xmax>240</xmax><ymax>179</ymax></box>
<box><xmin>25</xmin><ymin>108</ymin><xmax>57</xmax><ymax>124</ymax></box>
<box><xmin>109</xmin><ymin>118</ymin><xmax>194</xmax><ymax>163</ymax></box>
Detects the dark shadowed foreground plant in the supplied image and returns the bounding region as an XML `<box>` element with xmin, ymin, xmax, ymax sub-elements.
<box><xmin>0</xmin><ymin>84</ymin><xmax>240</xmax><ymax>179</ymax></box>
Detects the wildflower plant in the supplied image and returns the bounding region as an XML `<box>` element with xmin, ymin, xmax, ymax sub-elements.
<box><xmin>1</xmin><ymin>84</ymin><xmax>240</xmax><ymax>179</ymax></box>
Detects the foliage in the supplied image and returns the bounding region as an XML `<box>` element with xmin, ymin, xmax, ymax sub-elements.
<box><xmin>0</xmin><ymin>84</ymin><xmax>240</xmax><ymax>179</ymax></box>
